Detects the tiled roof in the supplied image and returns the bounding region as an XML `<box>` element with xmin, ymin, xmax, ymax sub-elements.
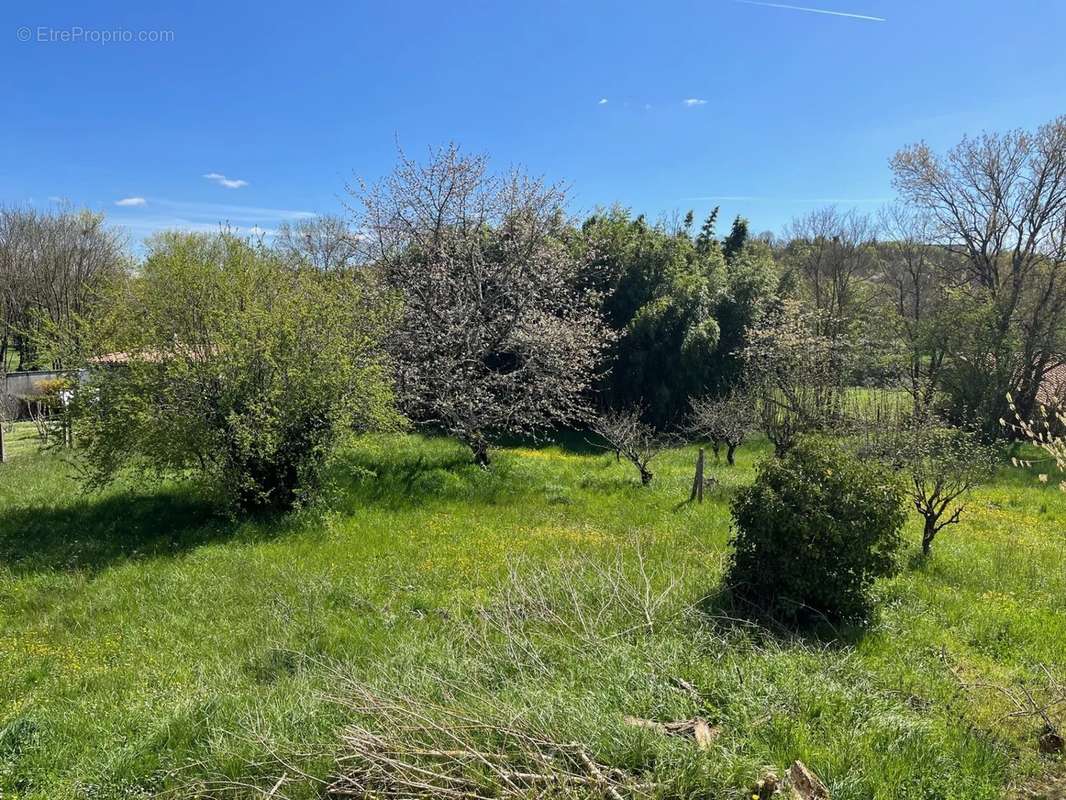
<box><xmin>1039</xmin><ymin>363</ymin><xmax>1066</xmax><ymax>404</ymax></box>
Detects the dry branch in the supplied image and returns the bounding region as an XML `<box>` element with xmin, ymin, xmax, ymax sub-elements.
<box><xmin>327</xmin><ymin>683</ymin><xmax>656</xmax><ymax>799</ymax></box>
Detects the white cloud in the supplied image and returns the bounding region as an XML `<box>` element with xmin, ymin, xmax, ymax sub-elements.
<box><xmin>115</xmin><ymin>196</ymin><xmax>147</xmax><ymax>207</ymax></box>
<box><xmin>733</xmin><ymin>1</ymin><xmax>886</xmax><ymax>22</ymax></box>
<box><xmin>683</xmin><ymin>98</ymin><xmax>707</xmax><ymax>107</ymax></box>
<box><xmin>598</xmin><ymin>98</ymin><xmax>609</xmax><ymax>105</ymax></box>
<box><xmin>203</xmin><ymin>172</ymin><xmax>249</xmax><ymax>189</ymax></box>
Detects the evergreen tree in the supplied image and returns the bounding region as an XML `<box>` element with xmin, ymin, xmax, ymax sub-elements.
<box><xmin>722</xmin><ymin>215</ymin><xmax>750</xmax><ymax>263</ymax></box>
<box><xmin>695</xmin><ymin>207</ymin><xmax>720</xmax><ymax>255</ymax></box>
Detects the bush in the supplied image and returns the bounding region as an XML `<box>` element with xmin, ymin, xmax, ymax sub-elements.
<box><xmin>727</xmin><ymin>438</ymin><xmax>905</xmax><ymax>623</ymax></box>
<box><xmin>73</xmin><ymin>232</ymin><xmax>398</xmax><ymax>514</ymax></box>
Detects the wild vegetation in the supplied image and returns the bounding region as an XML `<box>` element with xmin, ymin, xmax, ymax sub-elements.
<box><xmin>352</xmin><ymin>146</ymin><xmax>609</xmax><ymax>466</ymax></box>
<box><xmin>728</xmin><ymin>437</ymin><xmax>907</xmax><ymax>623</ymax></box>
<box><xmin>2</xmin><ymin>431</ymin><xmax>1065</xmax><ymax>799</ymax></box>
<box><xmin>2</xmin><ymin>116</ymin><xmax>1066</xmax><ymax>798</ymax></box>
<box><xmin>64</xmin><ymin>233</ymin><xmax>397</xmax><ymax>513</ymax></box>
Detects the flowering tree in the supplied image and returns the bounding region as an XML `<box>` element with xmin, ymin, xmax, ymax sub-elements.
<box><xmin>1005</xmin><ymin>394</ymin><xmax>1066</xmax><ymax>491</ymax></box>
<box><xmin>742</xmin><ymin>300</ymin><xmax>850</xmax><ymax>455</ymax></box>
<box><xmin>352</xmin><ymin>145</ymin><xmax>610</xmax><ymax>465</ymax></box>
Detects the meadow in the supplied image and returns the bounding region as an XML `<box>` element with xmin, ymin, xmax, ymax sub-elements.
<box><xmin>1</xmin><ymin>422</ymin><xmax>1065</xmax><ymax>799</ymax></box>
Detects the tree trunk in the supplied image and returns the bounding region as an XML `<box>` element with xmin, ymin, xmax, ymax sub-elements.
<box><xmin>921</xmin><ymin>517</ymin><xmax>936</xmax><ymax>555</ymax></box>
<box><xmin>471</xmin><ymin>440</ymin><xmax>491</xmax><ymax>467</ymax></box>
<box><xmin>726</xmin><ymin>442</ymin><xmax>737</xmax><ymax>466</ymax></box>
<box><xmin>0</xmin><ymin>422</ymin><xmax>5</xmax><ymax>464</ymax></box>
<box><xmin>640</xmin><ymin>467</ymin><xmax>653</xmax><ymax>486</ymax></box>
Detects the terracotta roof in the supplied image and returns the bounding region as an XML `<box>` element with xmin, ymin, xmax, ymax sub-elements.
<box><xmin>1038</xmin><ymin>363</ymin><xmax>1066</xmax><ymax>405</ymax></box>
<box><xmin>88</xmin><ymin>345</ymin><xmax>215</xmax><ymax>366</ymax></box>
<box><xmin>88</xmin><ymin>350</ymin><xmax>165</xmax><ymax>365</ymax></box>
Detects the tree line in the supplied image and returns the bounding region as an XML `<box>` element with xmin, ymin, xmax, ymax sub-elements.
<box><xmin>2</xmin><ymin>115</ymin><xmax>1064</xmax><ymax>512</ymax></box>
<box><xmin>0</xmin><ymin>207</ymin><xmax>127</xmax><ymax>370</ymax></box>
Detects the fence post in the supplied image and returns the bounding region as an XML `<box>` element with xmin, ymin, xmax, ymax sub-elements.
<box><xmin>689</xmin><ymin>447</ymin><xmax>705</xmax><ymax>503</ymax></box>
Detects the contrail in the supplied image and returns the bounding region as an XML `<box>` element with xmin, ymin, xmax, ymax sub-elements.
<box><xmin>733</xmin><ymin>0</ymin><xmax>886</xmax><ymax>22</ymax></box>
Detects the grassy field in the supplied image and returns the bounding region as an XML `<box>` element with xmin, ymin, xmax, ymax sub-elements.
<box><xmin>2</xmin><ymin>422</ymin><xmax>45</xmax><ymax>462</ymax></box>
<box><xmin>1</xmin><ymin>423</ymin><xmax>1065</xmax><ymax>799</ymax></box>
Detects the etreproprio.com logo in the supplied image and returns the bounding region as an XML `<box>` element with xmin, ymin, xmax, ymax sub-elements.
<box><xmin>16</xmin><ymin>26</ymin><xmax>175</xmax><ymax>44</ymax></box>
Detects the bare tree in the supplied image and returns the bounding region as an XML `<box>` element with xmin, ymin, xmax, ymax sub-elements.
<box><xmin>876</xmin><ymin>205</ymin><xmax>951</xmax><ymax>411</ymax></box>
<box><xmin>274</xmin><ymin>214</ymin><xmax>360</xmax><ymax>271</ymax></box>
<box><xmin>0</xmin><ymin>206</ymin><xmax>127</xmax><ymax>369</ymax></box>
<box><xmin>863</xmin><ymin>407</ymin><xmax>996</xmax><ymax>555</ymax></box>
<box><xmin>907</xmin><ymin>424</ymin><xmax>996</xmax><ymax>555</ymax></box>
<box><xmin>781</xmin><ymin>207</ymin><xmax>879</xmax><ymax>340</ymax></box>
<box><xmin>687</xmin><ymin>390</ymin><xmax>755</xmax><ymax>465</ymax></box>
<box><xmin>589</xmin><ymin>407</ymin><xmax>665</xmax><ymax>485</ymax></box>
<box><xmin>350</xmin><ymin>145</ymin><xmax>610</xmax><ymax>465</ymax></box>
<box><xmin>891</xmin><ymin>116</ymin><xmax>1066</xmax><ymax>430</ymax></box>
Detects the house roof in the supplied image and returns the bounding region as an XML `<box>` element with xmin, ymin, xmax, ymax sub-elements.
<box><xmin>1038</xmin><ymin>362</ymin><xmax>1066</xmax><ymax>405</ymax></box>
<box><xmin>88</xmin><ymin>350</ymin><xmax>168</xmax><ymax>365</ymax></box>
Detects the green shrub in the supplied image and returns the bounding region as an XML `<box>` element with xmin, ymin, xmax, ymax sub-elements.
<box><xmin>727</xmin><ymin>438</ymin><xmax>905</xmax><ymax>623</ymax></box>
<box><xmin>74</xmin><ymin>232</ymin><xmax>399</xmax><ymax>514</ymax></box>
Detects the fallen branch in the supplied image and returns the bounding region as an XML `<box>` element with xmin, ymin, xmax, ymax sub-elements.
<box><xmin>328</xmin><ymin>682</ymin><xmax>657</xmax><ymax>799</ymax></box>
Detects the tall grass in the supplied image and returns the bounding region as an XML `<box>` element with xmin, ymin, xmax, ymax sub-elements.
<box><xmin>1</xmin><ymin>432</ymin><xmax>1064</xmax><ymax>798</ymax></box>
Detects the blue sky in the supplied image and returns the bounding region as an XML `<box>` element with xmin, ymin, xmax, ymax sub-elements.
<box><xmin>4</xmin><ymin>0</ymin><xmax>1065</xmax><ymax>247</ymax></box>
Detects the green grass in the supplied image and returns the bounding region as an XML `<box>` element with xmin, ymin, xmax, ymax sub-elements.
<box><xmin>1</xmin><ymin>422</ymin><xmax>48</xmax><ymax>462</ymax></box>
<box><xmin>1</xmin><ymin>432</ymin><xmax>1065</xmax><ymax>798</ymax></box>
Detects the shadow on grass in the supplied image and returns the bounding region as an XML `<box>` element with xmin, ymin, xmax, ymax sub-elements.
<box><xmin>0</xmin><ymin>488</ymin><xmax>230</xmax><ymax>575</ymax></box>
<box><xmin>329</xmin><ymin>446</ymin><xmax>521</xmax><ymax>512</ymax></box>
<box><xmin>0</xmin><ymin>435</ymin><xmax>534</xmax><ymax>575</ymax></box>
<box><xmin>492</xmin><ymin>427</ymin><xmax>605</xmax><ymax>456</ymax></box>
<box><xmin>697</xmin><ymin>584</ymin><xmax>871</xmax><ymax>649</ymax></box>
<box><xmin>576</xmin><ymin>474</ymin><xmax>654</xmax><ymax>494</ymax></box>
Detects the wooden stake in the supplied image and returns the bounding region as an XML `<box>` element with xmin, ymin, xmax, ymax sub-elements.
<box><xmin>689</xmin><ymin>447</ymin><xmax>705</xmax><ymax>503</ymax></box>
<box><xmin>697</xmin><ymin>448</ymin><xmax>705</xmax><ymax>503</ymax></box>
